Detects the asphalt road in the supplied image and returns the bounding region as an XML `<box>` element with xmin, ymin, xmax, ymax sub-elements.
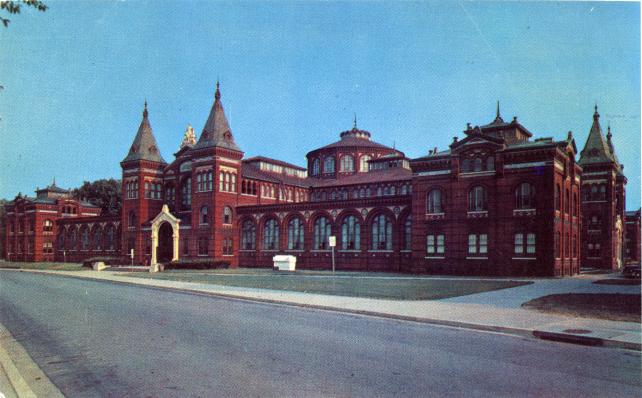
<box><xmin>0</xmin><ymin>271</ymin><xmax>640</xmax><ymax>397</ymax></box>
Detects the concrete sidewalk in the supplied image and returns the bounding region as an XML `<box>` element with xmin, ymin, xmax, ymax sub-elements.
<box><xmin>6</xmin><ymin>268</ymin><xmax>641</xmax><ymax>351</ymax></box>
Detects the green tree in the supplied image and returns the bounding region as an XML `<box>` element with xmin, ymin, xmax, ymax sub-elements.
<box><xmin>1</xmin><ymin>0</ymin><xmax>47</xmax><ymax>27</ymax></box>
<box><xmin>72</xmin><ymin>179</ymin><xmax>122</xmax><ymax>217</ymax></box>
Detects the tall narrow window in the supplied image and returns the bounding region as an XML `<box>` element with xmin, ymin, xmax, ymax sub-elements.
<box><xmin>371</xmin><ymin>214</ymin><xmax>392</xmax><ymax>250</ymax></box>
<box><xmin>323</xmin><ymin>156</ymin><xmax>335</xmax><ymax>173</ymax></box>
<box><xmin>468</xmin><ymin>186</ymin><xmax>487</xmax><ymax>211</ymax></box>
<box><xmin>43</xmin><ymin>219</ymin><xmax>53</xmax><ymax>232</ymax></box>
<box><xmin>555</xmin><ymin>184</ymin><xmax>561</xmax><ymax>210</ymax></box>
<box><xmin>313</xmin><ymin>217</ymin><xmax>332</xmax><ymax>250</ymax></box>
<box><xmin>128</xmin><ymin>211</ymin><xmax>137</xmax><ymax>229</ymax></box>
<box><xmin>198</xmin><ymin>237</ymin><xmax>208</xmax><ymax>255</ymax></box>
<box><xmin>241</xmin><ymin>221</ymin><xmax>256</xmax><ymax>250</ymax></box>
<box><xmin>427</xmin><ymin>189</ymin><xmax>443</xmax><ymax>213</ymax></box>
<box><xmin>93</xmin><ymin>228</ymin><xmax>102</xmax><ymax>250</ymax></box>
<box><xmin>341</xmin><ymin>216</ymin><xmax>360</xmax><ymax>250</ymax></box>
<box><xmin>181</xmin><ymin>178</ymin><xmax>191</xmax><ymax>208</ymax></box>
<box><xmin>340</xmin><ymin>155</ymin><xmax>354</xmax><ymax>172</ymax></box>
<box><xmin>403</xmin><ymin>216</ymin><xmax>412</xmax><ymax>250</ymax></box>
<box><xmin>223</xmin><ymin>207</ymin><xmax>232</xmax><ymax>224</ymax></box>
<box><xmin>359</xmin><ymin>155</ymin><xmax>371</xmax><ymax>172</ymax></box>
<box><xmin>515</xmin><ymin>183</ymin><xmax>535</xmax><ymax>209</ymax></box>
<box><xmin>200</xmin><ymin>206</ymin><xmax>209</xmax><ymax>225</ymax></box>
<box><xmin>263</xmin><ymin>219</ymin><xmax>279</xmax><ymax>250</ymax></box>
<box><xmin>312</xmin><ymin>158</ymin><xmax>320</xmax><ymax>176</ymax></box>
<box><xmin>287</xmin><ymin>218</ymin><xmax>304</xmax><ymax>250</ymax></box>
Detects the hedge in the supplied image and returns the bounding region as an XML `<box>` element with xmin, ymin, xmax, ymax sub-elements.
<box><xmin>165</xmin><ymin>258</ymin><xmax>230</xmax><ymax>270</ymax></box>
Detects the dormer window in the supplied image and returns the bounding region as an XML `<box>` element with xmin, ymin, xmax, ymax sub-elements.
<box><xmin>461</xmin><ymin>152</ymin><xmax>495</xmax><ymax>173</ymax></box>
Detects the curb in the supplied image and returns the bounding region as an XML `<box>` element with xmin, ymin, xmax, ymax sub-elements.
<box><xmin>0</xmin><ymin>322</ymin><xmax>64</xmax><ymax>398</ymax></box>
<box><xmin>5</xmin><ymin>269</ymin><xmax>641</xmax><ymax>352</ymax></box>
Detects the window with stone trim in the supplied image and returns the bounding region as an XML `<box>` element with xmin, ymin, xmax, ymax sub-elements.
<box><xmin>402</xmin><ymin>216</ymin><xmax>412</xmax><ymax>250</ymax></box>
<box><xmin>341</xmin><ymin>216</ymin><xmax>360</xmax><ymax>250</ymax></box>
<box><xmin>263</xmin><ymin>219</ymin><xmax>279</xmax><ymax>250</ymax></box>
<box><xmin>181</xmin><ymin>178</ymin><xmax>192</xmax><ymax>209</ymax></box>
<box><xmin>313</xmin><ymin>217</ymin><xmax>332</xmax><ymax>250</ymax></box>
<box><xmin>371</xmin><ymin>214</ymin><xmax>392</xmax><ymax>250</ymax></box>
<box><xmin>241</xmin><ymin>220</ymin><xmax>256</xmax><ymax>250</ymax></box>
<box><xmin>43</xmin><ymin>219</ymin><xmax>54</xmax><ymax>232</ymax></box>
<box><xmin>340</xmin><ymin>155</ymin><xmax>354</xmax><ymax>172</ymax></box>
<box><xmin>514</xmin><ymin>233</ymin><xmax>535</xmax><ymax>254</ymax></box>
<box><xmin>427</xmin><ymin>234</ymin><xmax>445</xmax><ymax>254</ymax></box>
<box><xmin>200</xmin><ymin>206</ymin><xmax>209</xmax><ymax>225</ymax></box>
<box><xmin>223</xmin><ymin>207</ymin><xmax>233</xmax><ymax>225</ymax></box>
<box><xmin>515</xmin><ymin>183</ymin><xmax>535</xmax><ymax>209</ymax></box>
<box><xmin>427</xmin><ymin>189</ymin><xmax>443</xmax><ymax>213</ymax></box>
<box><xmin>312</xmin><ymin>158</ymin><xmax>320</xmax><ymax>176</ymax></box>
<box><xmin>288</xmin><ymin>217</ymin><xmax>305</xmax><ymax>250</ymax></box>
<box><xmin>223</xmin><ymin>238</ymin><xmax>233</xmax><ymax>255</ymax></box>
<box><xmin>359</xmin><ymin>155</ymin><xmax>371</xmax><ymax>172</ymax></box>
<box><xmin>323</xmin><ymin>156</ymin><xmax>335</xmax><ymax>173</ymax></box>
<box><xmin>468</xmin><ymin>186</ymin><xmax>487</xmax><ymax>211</ymax></box>
<box><xmin>468</xmin><ymin>234</ymin><xmax>487</xmax><ymax>254</ymax></box>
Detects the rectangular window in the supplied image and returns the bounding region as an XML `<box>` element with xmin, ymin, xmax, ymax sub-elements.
<box><xmin>514</xmin><ymin>233</ymin><xmax>524</xmax><ymax>254</ymax></box>
<box><xmin>468</xmin><ymin>234</ymin><xmax>477</xmax><ymax>254</ymax></box>
<box><xmin>198</xmin><ymin>237</ymin><xmax>208</xmax><ymax>255</ymax></box>
<box><xmin>427</xmin><ymin>235</ymin><xmax>435</xmax><ymax>254</ymax></box>
<box><xmin>479</xmin><ymin>234</ymin><xmax>487</xmax><ymax>254</ymax></box>
<box><xmin>526</xmin><ymin>233</ymin><xmax>536</xmax><ymax>254</ymax></box>
<box><xmin>183</xmin><ymin>238</ymin><xmax>189</xmax><ymax>256</ymax></box>
<box><xmin>436</xmin><ymin>235</ymin><xmax>444</xmax><ymax>254</ymax></box>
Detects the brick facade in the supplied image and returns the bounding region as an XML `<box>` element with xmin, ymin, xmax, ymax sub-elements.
<box><xmin>2</xmin><ymin>88</ymin><xmax>637</xmax><ymax>276</ymax></box>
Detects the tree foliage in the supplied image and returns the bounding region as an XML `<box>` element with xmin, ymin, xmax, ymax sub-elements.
<box><xmin>72</xmin><ymin>179</ymin><xmax>122</xmax><ymax>217</ymax></box>
<box><xmin>1</xmin><ymin>0</ymin><xmax>47</xmax><ymax>27</ymax></box>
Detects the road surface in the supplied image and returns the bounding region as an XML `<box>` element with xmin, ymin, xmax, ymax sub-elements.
<box><xmin>0</xmin><ymin>271</ymin><xmax>640</xmax><ymax>397</ymax></box>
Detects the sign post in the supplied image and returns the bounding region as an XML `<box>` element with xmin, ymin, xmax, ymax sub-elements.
<box><xmin>130</xmin><ymin>248</ymin><xmax>134</xmax><ymax>267</ymax></box>
<box><xmin>328</xmin><ymin>236</ymin><xmax>336</xmax><ymax>275</ymax></box>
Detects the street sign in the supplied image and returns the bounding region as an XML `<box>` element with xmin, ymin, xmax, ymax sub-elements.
<box><xmin>328</xmin><ymin>236</ymin><xmax>336</xmax><ymax>247</ymax></box>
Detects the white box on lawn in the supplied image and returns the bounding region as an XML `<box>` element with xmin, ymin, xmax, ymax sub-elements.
<box><xmin>273</xmin><ymin>255</ymin><xmax>296</xmax><ymax>271</ymax></box>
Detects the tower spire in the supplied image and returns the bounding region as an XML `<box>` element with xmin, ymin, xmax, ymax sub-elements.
<box><xmin>353</xmin><ymin>113</ymin><xmax>357</xmax><ymax>129</ymax></box>
<box><xmin>496</xmin><ymin>100</ymin><xmax>500</xmax><ymax>119</ymax></box>
<box><xmin>215</xmin><ymin>80</ymin><xmax>221</xmax><ymax>100</ymax></box>
<box><xmin>143</xmin><ymin>99</ymin><xmax>148</xmax><ymax>118</ymax></box>
<box><xmin>593</xmin><ymin>103</ymin><xmax>599</xmax><ymax>121</ymax></box>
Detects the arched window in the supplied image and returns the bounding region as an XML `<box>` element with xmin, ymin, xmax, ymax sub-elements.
<box><xmin>341</xmin><ymin>216</ymin><xmax>360</xmax><ymax>250</ymax></box>
<box><xmin>555</xmin><ymin>184</ymin><xmax>562</xmax><ymax>210</ymax></box>
<box><xmin>200</xmin><ymin>206</ymin><xmax>209</xmax><ymax>225</ymax></box>
<box><xmin>223</xmin><ymin>207</ymin><xmax>232</xmax><ymax>224</ymax></box>
<box><xmin>565</xmin><ymin>188</ymin><xmax>570</xmax><ymax>213</ymax></box>
<box><xmin>181</xmin><ymin>177</ymin><xmax>191</xmax><ymax>209</ymax></box>
<box><xmin>263</xmin><ymin>219</ymin><xmax>279</xmax><ymax>250</ymax></box>
<box><xmin>340</xmin><ymin>155</ymin><xmax>354</xmax><ymax>172</ymax></box>
<box><xmin>371</xmin><ymin>214</ymin><xmax>392</xmax><ymax>250</ymax></box>
<box><xmin>81</xmin><ymin>227</ymin><xmax>89</xmax><ymax>250</ymax></box>
<box><xmin>287</xmin><ymin>218</ymin><xmax>304</xmax><ymax>250</ymax></box>
<box><xmin>313</xmin><ymin>216</ymin><xmax>332</xmax><ymax>250</ymax></box>
<box><xmin>427</xmin><ymin>189</ymin><xmax>443</xmax><ymax>213</ymax></box>
<box><xmin>461</xmin><ymin>159</ymin><xmax>471</xmax><ymax>172</ymax></box>
<box><xmin>68</xmin><ymin>228</ymin><xmax>76</xmax><ymax>250</ymax></box>
<box><xmin>106</xmin><ymin>225</ymin><xmax>115</xmax><ymax>250</ymax></box>
<box><xmin>573</xmin><ymin>192</ymin><xmax>578</xmax><ymax>216</ymax></box>
<box><xmin>515</xmin><ymin>183</ymin><xmax>535</xmax><ymax>209</ymax></box>
<box><xmin>43</xmin><ymin>219</ymin><xmax>53</xmax><ymax>232</ymax></box>
<box><xmin>359</xmin><ymin>155</ymin><xmax>371</xmax><ymax>172</ymax></box>
<box><xmin>599</xmin><ymin>184</ymin><xmax>606</xmax><ymax>200</ymax></box>
<box><xmin>468</xmin><ymin>186</ymin><xmax>487</xmax><ymax>211</ymax></box>
<box><xmin>241</xmin><ymin>220</ymin><xmax>256</xmax><ymax>250</ymax></box>
<box><xmin>403</xmin><ymin>216</ymin><xmax>412</xmax><ymax>250</ymax></box>
<box><xmin>312</xmin><ymin>158</ymin><xmax>320</xmax><ymax>176</ymax></box>
<box><xmin>93</xmin><ymin>227</ymin><xmax>102</xmax><ymax>250</ymax></box>
<box><xmin>128</xmin><ymin>211</ymin><xmax>137</xmax><ymax>228</ymax></box>
<box><xmin>323</xmin><ymin>156</ymin><xmax>335</xmax><ymax>173</ymax></box>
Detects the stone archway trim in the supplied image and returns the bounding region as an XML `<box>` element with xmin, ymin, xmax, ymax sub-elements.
<box><xmin>149</xmin><ymin>205</ymin><xmax>180</xmax><ymax>271</ymax></box>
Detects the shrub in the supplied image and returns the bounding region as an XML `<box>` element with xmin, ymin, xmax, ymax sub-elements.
<box><xmin>165</xmin><ymin>258</ymin><xmax>230</xmax><ymax>270</ymax></box>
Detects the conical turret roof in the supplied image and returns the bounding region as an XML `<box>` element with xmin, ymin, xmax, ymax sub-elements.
<box><xmin>122</xmin><ymin>102</ymin><xmax>166</xmax><ymax>164</ymax></box>
<box><xmin>193</xmin><ymin>82</ymin><xmax>241</xmax><ymax>152</ymax></box>
<box><xmin>579</xmin><ymin>105</ymin><xmax>618</xmax><ymax>168</ymax></box>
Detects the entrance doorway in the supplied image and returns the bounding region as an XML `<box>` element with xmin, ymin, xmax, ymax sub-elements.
<box><xmin>158</xmin><ymin>222</ymin><xmax>173</xmax><ymax>263</ymax></box>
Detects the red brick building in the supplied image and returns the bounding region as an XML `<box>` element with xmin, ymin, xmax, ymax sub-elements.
<box><xmin>624</xmin><ymin>209</ymin><xmax>641</xmax><ymax>264</ymax></box>
<box><xmin>578</xmin><ymin>106</ymin><xmax>627</xmax><ymax>270</ymax></box>
<box><xmin>2</xmin><ymin>85</ymin><xmax>638</xmax><ymax>276</ymax></box>
<box><xmin>2</xmin><ymin>181</ymin><xmax>109</xmax><ymax>262</ymax></box>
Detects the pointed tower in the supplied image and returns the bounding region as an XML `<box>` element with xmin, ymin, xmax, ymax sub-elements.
<box><xmin>186</xmin><ymin>82</ymin><xmax>243</xmax><ymax>267</ymax></box>
<box><xmin>579</xmin><ymin>105</ymin><xmax>627</xmax><ymax>270</ymax></box>
<box><xmin>120</xmin><ymin>102</ymin><xmax>167</xmax><ymax>264</ymax></box>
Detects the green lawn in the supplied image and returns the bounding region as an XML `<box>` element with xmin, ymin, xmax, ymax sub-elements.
<box><xmin>125</xmin><ymin>270</ymin><xmax>531</xmax><ymax>300</ymax></box>
<box><xmin>522</xmin><ymin>293</ymin><xmax>641</xmax><ymax>322</ymax></box>
<box><xmin>0</xmin><ymin>261</ymin><xmax>84</xmax><ymax>271</ymax></box>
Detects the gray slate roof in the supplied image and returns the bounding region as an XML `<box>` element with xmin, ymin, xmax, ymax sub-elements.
<box><xmin>193</xmin><ymin>83</ymin><xmax>241</xmax><ymax>152</ymax></box>
<box><xmin>579</xmin><ymin>107</ymin><xmax>622</xmax><ymax>173</ymax></box>
<box><xmin>122</xmin><ymin>103</ymin><xmax>166</xmax><ymax>164</ymax></box>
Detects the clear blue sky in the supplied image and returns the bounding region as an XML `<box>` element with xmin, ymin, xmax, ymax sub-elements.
<box><xmin>0</xmin><ymin>1</ymin><xmax>639</xmax><ymax>209</ymax></box>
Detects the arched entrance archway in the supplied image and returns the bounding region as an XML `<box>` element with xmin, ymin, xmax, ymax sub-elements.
<box><xmin>157</xmin><ymin>222</ymin><xmax>173</xmax><ymax>263</ymax></box>
<box><xmin>150</xmin><ymin>205</ymin><xmax>180</xmax><ymax>272</ymax></box>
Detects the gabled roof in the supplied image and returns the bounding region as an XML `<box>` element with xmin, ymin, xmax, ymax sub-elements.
<box><xmin>122</xmin><ymin>102</ymin><xmax>166</xmax><ymax>164</ymax></box>
<box><xmin>193</xmin><ymin>82</ymin><xmax>241</xmax><ymax>152</ymax></box>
